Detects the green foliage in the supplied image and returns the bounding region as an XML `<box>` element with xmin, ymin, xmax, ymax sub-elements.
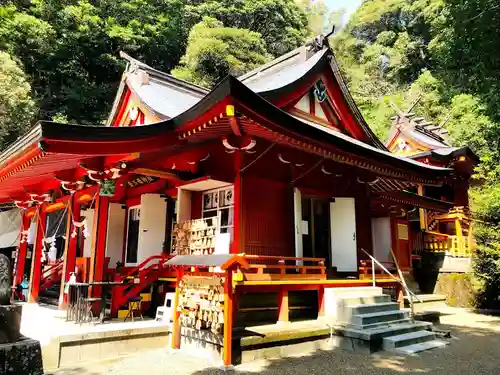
<box><xmin>0</xmin><ymin>0</ymin><xmax>187</xmax><ymax>124</ymax></box>
<box><xmin>432</xmin><ymin>0</ymin><xmax>500</xmax><ymax>122</ymax></box>
<box><xmin>172</xmin><ymin>17</ymin><xmax>271</xmax><ymax>88</ymax></box>
<box><xmin>183</xmin><ymin>0</ymin><xmax>308</xmax><ymax>57</ymax></box>
<box><xmin>335</xmin><ymin>0</ymin><xmax>500</xmax><ymax>309</ymax></box>
<box><xmin>473</xmin><ymin>245</ymin><xmax>500</xmax><ymax>309</ymax></box>
<box><xmin>0</xmin><ymin>52</ymin><xmax>35</xmax><ymax>149</ymax></box>
<box><xmin>0</xmin><ymin>0</ymin><xmax>307</xmax><ymax>127</ymax></box>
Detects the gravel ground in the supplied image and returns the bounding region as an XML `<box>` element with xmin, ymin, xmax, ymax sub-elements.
<box><xmin>52</xmin><ymin>307</ymin><xmax>500</xmax><ymax>375</ymax></box>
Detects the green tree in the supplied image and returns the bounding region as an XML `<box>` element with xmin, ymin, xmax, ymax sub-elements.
<box><xmin>0</xmin><ymin>0</ymin><xmax>308</xmax><ymax>125</ymax></box>
<box><xmin>183</xmin><ymin>0</ymin><xmax>308</xmax><ymax>57</ymax></box>
<box><xmin>431</xmin><ymin>0</ymin><xmax>500</xmax><ymax>122</ymax></box>
<box><xmin>0</xmin><ymin>52</ymin><xmax>35</xmax><ymax>149</ymax></box>
<box><xmin>172</xmin><ymin>17</ymin><xmax>271</xmax><ymax>88</ymax></box>
<box><xmin>296</xmin><ymin>0</ymin><xmax>344</xmax><ymax>36</ymax></box>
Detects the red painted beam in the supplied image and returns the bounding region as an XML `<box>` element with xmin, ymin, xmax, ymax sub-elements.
<box><xmin>223</xmin><ymin>269</ymin><xmax>234</xmax><ymax>366</ymax></box>
<box><xmin>318</xmin><ymin>286</ymin><xmax>325</xmax><ymax>317</ymax></box>
<box><xmin>28</xmin><ymin>207</ymin><xmax>47</xmax><ymax>303</ymax></box>
<box><xmin>228</xmin><ymin>116</ymin><xmax>242</xmax><ymax>137</ymax></box>
<box><xmin>277</xmin><ymin>287</ymin><xmax>289</xmax><ymax>323</ymax></box>
<box><xmin>13</xmin><ymin>212</ymin><xmax>31</xmax><ymax>286</ymax></box>
<box><xmin>171</xmin><ymin>268</ymin><xmax>184</xmax><ymax>350</ymax></box>
<box><xmin>321</xmin><ymin>73</ymin><xmax>366</xmax><ymax>142</ymax></box>
<box><xmin>232</xmin><ymin>152</ymin><xmax>242</xmax><ymax>254</ymax></box>
<box><xmin>89</xmin><ymin>195</ymin><xmax>109</xmax><ymax>299</ymax></box>
<box><xmin>271</xmin><ymin>76</ymin><xmax>318</xmax><ymax>108</ymax></box>
<box><xmin>113</xmin><ymin>88</ymin><xmax>132</xmax><ymax>126</ymax></box>
<box><xmin>42</xmin><ymin>133</ymin><xmax>178</xmax><ymax>155</ymax></box>
<box><xmin>59</xmin><ymin>196</ymin><xmax>80</xmax><ymax>309</ymax></box>
<box><xmin>104</xmin><ymin>153</ymin><xmax>139</xmax><ymax>167</ymax></box>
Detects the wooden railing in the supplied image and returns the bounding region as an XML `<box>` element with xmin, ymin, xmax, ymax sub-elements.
<box><xmin>416</xmin><ymin>231</ymin><xmax>472</xmax><ymax>257</ymax></box>
<box><xmin>359</xmin><ymin>259</ymin><xmax>396</xmax><ymax>280</ymax></box>
<box><xmin>239</xmin><ymin>255</ymin><xmax>326</xmax><ymax>281</ymax></box>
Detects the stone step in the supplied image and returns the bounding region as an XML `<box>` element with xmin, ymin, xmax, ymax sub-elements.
<box><xmin>404</xmin><ymin>294</ymin><xmax>446</xmax><ymax>304</ymax></box>
<box><xmin>383</xmin><ymin>330</ymin><xmax>436</xmax><ymax>349</ymax></box>
<box><xmin>394</xmin><ymin>339</ymin><xmax>448</xmax><ymax>355</ymax></box>
<box><xmin>351</xmin><ymin>310</ymin><xmax>409</xmax><ymax>327</ymax></box>
<box><xmin>347</xmin><ymin>302</ymin><xmax>399</xmax><ymax>316</ymax></box>
<box><xmin>336</xmin><ymin>321</ymin><xmax>432</xmax><ymax>341</ymax></box>
<box><xmin>342</xmin><ymin>294</ymin><xmax>391</xmax><ymax>306</ymax></box>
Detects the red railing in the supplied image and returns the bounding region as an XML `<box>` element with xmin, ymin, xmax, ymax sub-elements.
<box><xmin>240</xmin><ymin>255</ymin><xmax>326</xmax><ymax>280</ymax></box>
<box><xmin>40</xmin><ymin>259</ymin><xmax>64</xmax><ymax>292</ymax></box>
<box><xmin>111</xmin><ymin>254</ymin><xmax>172</xmax><ymax>317</ymax></box>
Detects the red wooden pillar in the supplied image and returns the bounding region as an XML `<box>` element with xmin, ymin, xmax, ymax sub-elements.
<box><xmin>59</xmin><ymin>196</ymin><xmax>80</xmax><ymax>308</ymax></box>
<box><xmin>13</xmin><ymin>211</ymin><xmax>31</xmax><ymax>286</ymax></box>
<box><xmin>317</xmin><ymin>286</ymin><xmax>325</xmax><ymax>318</ymax></box>
<box><xmin>171</xmin><ymin>267</ymin><xmax>184</xmax><ymax>350</ymax></box>
<box><xmin>28</xmin><ymin>207</ymin><xmax>47</xmax><ymax>303</ymax></box>
<box><xmin>223</xmin><ymin>269</ymin><xmax>234</xmax><ymax>367</ymax></box>
<box><xmin>89</xmin><ymin>194</ymin><xmax>109</xmax><ymax>298</ymax></box>
<box><xmin>277</xmin><ymin>287</ymin><xmax>289</xmax><ymax>323</ymax></box>
<box><xmin>232</xmin><ymin>152</ymin><xmax>242</xmax><ymax>254</ymax></box>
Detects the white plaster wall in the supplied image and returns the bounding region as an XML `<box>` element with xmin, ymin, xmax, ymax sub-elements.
<box><xmin>371</xmin><ymin>217</ymin><xmax>392</xmax><ymax>262</ymax></box>
<box><xmin>137</xmin><ymin>194</ymin><xmax>167</xmax><ymax>263</ymax></box>
<box><xmin>0</xmin><ymin>208</ymin><xmax>21</xmax><ymax>248</ymax></box>
<box><xmin>28</xmin><ymin>220</ymin><xmax>35</xmax><ymax>245</ymax></box>
<box><xmin>176</xmin><ymin>189</ymin><xmax>191</xmax><ymax>222</ymax></box>
<box><xmin>106</xmin><ymin>203</ymin><xmax>126</xmax><ymax>268</ymax></box>
<box><xmin>82</xmin><ymin>209</ymin><xmax>94</xmax><ymax>258</ymax></box>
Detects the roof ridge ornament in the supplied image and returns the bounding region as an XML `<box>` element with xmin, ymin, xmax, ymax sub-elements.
<box><xmin>309</xmin><ymin>26</ymin><xmax>336</xmax><ymax>53</ymax></box>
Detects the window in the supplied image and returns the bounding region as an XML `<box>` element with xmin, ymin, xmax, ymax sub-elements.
<box><xmin>125</xmin><ymin>206</ymin><xmax>140</xmax><ymax>264</ymax></box>
<box><xmin>202</xmin><ymin>186</ymin><xmax>234</xmax><ymax>238</ymax></box>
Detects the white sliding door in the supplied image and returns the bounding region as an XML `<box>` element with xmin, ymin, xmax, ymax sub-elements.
<box><xmin>330</xmin><ymin>198</ymin><xmax>357</xmax><ymax>272</ymax></box>
<box><xmin>137</xmin><ymin>194</ymin><xmax>167</xmax><ymax>263</ymax></box>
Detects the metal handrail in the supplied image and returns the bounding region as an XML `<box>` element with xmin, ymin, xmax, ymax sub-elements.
<box><xmin>360</xmin><ymin>248</ymin><xmax>420</xmax><ymax>321</ymax></box>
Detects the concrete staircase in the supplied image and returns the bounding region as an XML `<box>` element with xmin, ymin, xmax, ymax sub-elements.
<box><xmin>330</xmin><ymin>288</ymin><xmax>448</xmax><ymax>354</ymax></box>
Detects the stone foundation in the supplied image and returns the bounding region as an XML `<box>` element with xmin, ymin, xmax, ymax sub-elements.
<box><xmin>434</xmin><ymin>273</ymin><xmax>474</xmax><ymax>307</ymax></box>
<box><xmin>0</xmin><ymin>304</ymin><xmax>43</xmax><ymax>374</ymax></box>
<box><xmin>0</xmin><ymin>336</ymin><xmax>43</xmax><ymax>375</ymax></box>
<box><xmin>0</xmin><ymin>305</ymin><xmax>22</xmax><ymax>344</ymax></box>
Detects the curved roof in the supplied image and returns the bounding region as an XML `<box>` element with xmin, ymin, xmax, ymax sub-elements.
<box><xmin>409</xmin><ymin>147</ymin><xmax>479</xmax><ymax>164</ymax></box>
<box><xmin>116</xmin><ymin>45</ymin><xmax>386</xmax><ymax>149</ymax></box>
<box><xmin>241</xmin><ymin>48</ymin><xmax>328</xmax><ymax>93</ymax></box>
<box><xmin>0</xmin><ymin>75</ymin><xmax>451</xmax><ymax>195</ymax></box>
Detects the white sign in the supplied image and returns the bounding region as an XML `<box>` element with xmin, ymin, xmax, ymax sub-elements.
<box><xmin>301</xmin><ymin>220</ymin><xmax>309</xmax><ymax>235</ymax></box>
<box><xmin>214</xmin><ymin>233</ymin><xmax>231</xmax><ymax>254</ymax></box>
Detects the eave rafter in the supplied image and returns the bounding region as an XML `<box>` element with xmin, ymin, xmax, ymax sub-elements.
<box><xmin>236</xmin><ymin>111</ymin><xmax>445</xmax><ymax>186</ymax></box>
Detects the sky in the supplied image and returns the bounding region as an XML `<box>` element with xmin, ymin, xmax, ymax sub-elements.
<box><xmin>325</xmin><ymin>0</ymin><xmax>364</xmax><ymax>22</ymax></box>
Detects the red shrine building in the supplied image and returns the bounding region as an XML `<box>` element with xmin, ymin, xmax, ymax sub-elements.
<box><xmin>3</xmin><ymin>38</ymin><xmax>477</xmax><ymax>364</ymax></box>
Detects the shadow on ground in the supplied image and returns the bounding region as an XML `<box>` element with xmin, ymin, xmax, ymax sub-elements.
<box><xmin>190</xmin><ymin>322</ymin><xmax>500</xmax><ymax>375</ymax></box>
<box><xmin>45</xmin><ymin>313</ymin><xmax>500</xmax><ymax>375</ymax></box>
<box><xmin>47</xmin><ymin>368</ymin><xmax>100</xmax><ymax>375</ymax></box>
